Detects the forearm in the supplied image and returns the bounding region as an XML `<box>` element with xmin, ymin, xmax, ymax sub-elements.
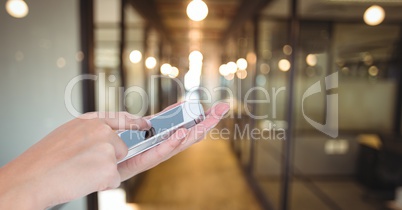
<box><xmin>0</xmin><ymin>164</ymin><xmax>45</xmax><ymax>210</ymax></box>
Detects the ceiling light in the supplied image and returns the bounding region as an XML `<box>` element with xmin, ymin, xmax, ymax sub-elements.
<box><xmin>306</xmin><ymin>54</ymin><xmax>317</xmax><ymax>66</ymax></box>
<box><xmin>278</xmin><ymin>59</ymin><xmax>291</xmax><ymax>72</ymax></box>
<box><xmin>169</xmin><ymin>67</ymin><xmax>179</xmax><ymax>78</ymax></box>
<box><xmin>364</xmin><ymin>5</ymin><xmax>385</xmax><ymax>26</ymax></box>
<box><xmin>129</xmin><ymin>50</ymin><xmax>142</xmax><ymax>64</ymax></box>
<box><xmin>186</xmin><ymin>0</ymin><xmax>208</xmax><ymax>21</ymax></box>
<box><xmin>184</xmin><ymin>71</ymin><xmax>201</xmax><ymax>90</ymax></box>
<box><xmin>236</xmin><ymin>58</ymin><xmax>248</xmax><ymax>70</ymax></box>
<box><xmin>246</xmin><ymin>52</ymin><xmax>257</xmax><ymax>64</ymax></box>
<box><xmin>363</xmin><ymin>53</ymin><xmax>373</xmax><ymax>66</ymax></box>
<box><xmin>236</xmin><ymin>70</ymin><xmax>248</xmax><ymax>79</ymax></box>
<box><xmin>227</xmin><ymin>61</ymin><xmax>237</xmax><ymax>74</ymax></box>
<box><xmin>219</xmin><ymin>64</ymin><xmax>230</xmax><ymax>76</ymax></box>
<box><xmin>145</xmin><ymin>57</ymin><xmax>157</xmax><ymax>69</ymax></box>
<box><xmin>283</xmin><ymin>45</ymin><xmax>292</xmax><ymax>55</ymax></box>
<box><xmin>160</xmin><ymin>63</ymin><xmax>172</xmax><ymax>75</ymax></box>
<box><xmin>368</xmin><ymin>66</ymin><xmax>379</xmax><ymax>76</ymax></box>
<box><xmin>189</xmin><ymin>50</ymin><xmax>203</xmax><ymax>61</ymax></box>
<box><xmin>6</xmin><ymin>0</ymin><xmax>28</xmax><ymax>18</ymax></box>
<box><xmin>224</xmin><ymin>73</ymin><xmax>235</xmax><ymax>81</ymax></box>
<box><xmin>260</xmin><ymin>63</ymin><xmax>270</xmax><ymax>74</ymax></box>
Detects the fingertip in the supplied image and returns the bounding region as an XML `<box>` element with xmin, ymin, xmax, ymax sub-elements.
<box><xmin>216</xmin><ymin>103</ymin><xmax>230</xmax><ymax>117</ymax></box>
<box><xmin>117</xmin><ymin>145</ymin><xmax>129</xmax><ymax>162</ymax></box>
<box><xmin>126</xmin><ymin>117</ymin><xmax>152</xmax><ymax>131</ymax></box>
<box><xmin>145</xmin><ymin>119</ymin><xmax>152</xmax><ymax>128</ymax></box>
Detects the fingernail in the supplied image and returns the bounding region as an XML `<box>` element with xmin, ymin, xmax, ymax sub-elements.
<box><xmin>220</xmin><ymin>107</ymin><xmax>230</xmax><ymax>119</ymax></box>
<box><xmin>210</xmin><ymin>123</ymin><xmax>219</xmax><ymax>130</ymax></box>
<box><xmin>145</xmin><ymin>119</ymin><xmax>152</xmax><ymax>127</ymax></box>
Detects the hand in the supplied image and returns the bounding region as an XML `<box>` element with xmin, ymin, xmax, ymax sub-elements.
<box><xmin>0</xmin><ymin>112</ymin><xmax>150</xmax><ymax>209</ymax></box>
<box><xmin>118</xmin><ymin>102</ymin><xmax>230</xmax><ymax>181</ymax></box>
<box><xmin>0</xmin><ymin>102</ymin><xmax>229</xmax><ymax>209</ymax></box>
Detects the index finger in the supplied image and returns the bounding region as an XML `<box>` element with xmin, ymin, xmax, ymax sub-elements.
<box><xmin>84</xmin><ymin>112</ymin><xmax>151</xmax><ymax>130</ymax></box>
<box><xmin>144</xmin><ymin>101</ymin><xmax>184</xmax><ymax>120</ymax></box>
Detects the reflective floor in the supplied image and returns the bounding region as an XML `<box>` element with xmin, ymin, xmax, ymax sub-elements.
<box><xmin>258</xmin><ymin>177</ymin><xmax>386</xmax><ymax>210</ymax></box>
<box><xmin>128</xmin><ymin>137</ymin><xmax>262</xmax><ymax>210</ymax></box>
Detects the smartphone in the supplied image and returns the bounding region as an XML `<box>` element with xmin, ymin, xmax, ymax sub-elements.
<box><xmin>117</xmin><ymin>101</ymin><xmax>205</xmax><ymax>163</ymax></box>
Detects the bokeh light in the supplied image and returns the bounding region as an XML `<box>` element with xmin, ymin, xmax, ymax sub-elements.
<box><xmin>364</xmin><ymin>5</ymin><xmax>385</xmax><ymax>26</ymax></box>
<box><xmin>278</xmin><ymin>59</ymin><xmax>291</xmax><ymax>72</ymax></box>
<box><xmin>306</xmin><ymin>54</ymin><xmax>317</xmax><ymax>66</ymax></box>
<box><xmin>236</xmin><ymin>58</ymin><xmax>248</xmax><ymax>70</ymax></box>
<box><xmin>189</xmin><ymin>50</ymin><xmax>203</xmax><ymax>61</ymax></box>
<box><xmin>129</xmin><ymin>50</ymin><xmax>142</xmax><ymax>64</ymax></box>
<box><xmin>6</xmin><ymin>0</ymin><xmax>28</xmax><ymax>18</ymax></box>
<box><xmin>169</xmin><ymin>67</ymin><xmax>179</xmax><ymax>78</ymax></box>
<box><xmin>160</xmin><ymin>63</ymin><xmax>172</xmax><ymax>75</ymax></box>
<box><xmin>283</xmin><ymin>45</ymin><xmax>292</xmax><ymax>55</ymax></box>
<box><xmin>368</xmin><ymin>66</ymin><xmax>379</xmax><ymax>76</ymax></box>
<box><xmin>219</xmin><ymin>64</ymin><xmax>230</xmax><ymax>76</ymax></box>
<box><xmin>224</xmin><ymin>73</ymin><xmax>235</xmax><ymax>81</ymax></box>
<box><xmin>145</xmin><ymin>57</ymin><xmax>157</xmax><ymax>69</ymax></box>
<box><xmin>186</xmin><ymin>0</ymin><xmax>208</xmax><ymax>21</ymax></box>
<box><xmin>227</xmin><ymin>61</ymin><xmax>237</xmax><ymax>74</ymax></box>
<box><xmin>260</xmin><ymin>63</ymin><xmax>270</xmax><ymax>74</ymax></box>
<box><xmin>236</xmin><ymin>70</ymin><xmax>248</xmax><ymax>79</ymax></box>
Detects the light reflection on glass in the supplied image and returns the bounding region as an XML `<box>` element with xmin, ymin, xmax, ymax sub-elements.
<box><xmin>6</xmin><ymin>0</ymin><xmax>28</xmax><ymax>18</ymax></box>
<box><xmin>278</xmin><ymin>59</ymin><xmax>291</xmax><ymax>72</ymax></box>
<box><xmin>189</xmin><ymin>50</ymin><xmax>203</xmax><ymax>61</ymax></box>
<box><xmin>306</xmin><ymin>54</ymin><xmax>317</xmax><ymax>67</ymax></box>
<box><xmin>219</xmin><ymin>64</ymin><xmax>230</xmax><ymax>76</ymax></box>
<box><xmin>56</xmin><ymin>57</ymin><xmax>66</xmax><ymax>69</ymax></box>
<box><xmin>236</xmin><ymin>58</ymin><xmax>248</xmax><ymax>70</ymax></box>
<box><xmin>368</xmin><ymin>66</ymin><xmax>379</xmax><ymax>76</ymax></box>
<box><xmin>260</xmin><ymin>63</ymin><xmax>270</xmax><ymax>74</ymax></box>
<box><xmin>364</xmin><ymin>5</ymin><xmax>385</xmax><ymax>26</ymax></box>
<box><xmin>129</xmin><ymin>50</ymin><xmax>142</xmax><ymax>64</ymax></box>
<box><xmin>246</xmin><ymin>52</ymin><xmax>257</xmax><ymax>64</ymax></box>
<box><xmin>227</xmin><ymin>61</ymin><xmax>237</xmax><ymax>74</ymax></box>
<box><xmin>236</xmin><ymin>70</ymin><xmax>248</xmax><ymax>79</ymax></box>
<box><xmin>256</xmin><ymin>75</ymin><xmax>267</xmax><ymax>86</ymax></box>
<box><xmin>224</xmin><ymin>73</ymin><xmax>235</xmax><ymax>81</ymax></box>
<box><xmin>186</xmin><ymin>0</ymin><xmax>209</xmax><ymax>21</ymax></box>
<box><xmin>160</xmin><ymin>63</ymin><xmax>172</xmax><ymax>75</ymax></box>
<box><xmin>184</xmin><ymin>71</ymin><xmax>201</xmax><ymax>90</ymax></box>
<box><xmin>169</xmin><ymin>67</ymin><xmax>179</xmax><ymax>78</ymax></box>
<box><xmin>76</xmin><ymin>51</ymin><xmax>84</xmax><ymax>62</ymax></box>
<box><xmin>363</xmin><ymin>53</ymin><xmax>373</xmax><ymax>66</ymax></box>
<box><xmin>145</xmin><ymin>57</ymin><xmax>157</xmax><ymax>69</ymax></box>
<box><xmin>283</xmin><ymin>45</ymin><xmax>292</xmax><ymax>55</ymax></box>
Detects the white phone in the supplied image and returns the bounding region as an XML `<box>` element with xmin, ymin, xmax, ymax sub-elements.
<box><xmin>117</xmin><ymin>101</ymin><xmax>205</xmax><ymax>163</ymax></box>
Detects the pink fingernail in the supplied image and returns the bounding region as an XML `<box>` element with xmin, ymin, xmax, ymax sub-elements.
<box><xmin>220</xmin><ymin>108</ymin><xmax>229</xmax><ymax>119</ymax></box>
<box><xmin>145</xmin><ymin>119</ymin><xmax>152</xmax><ymax>127</ymax></box>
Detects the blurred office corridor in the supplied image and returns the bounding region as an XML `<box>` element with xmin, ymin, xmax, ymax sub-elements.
<box><xmin>1</xmin><ymin>0</ymin><xmax>402</xmax><ymax>210</ymax></box>
<box><xmin>128</xmin><ymin>137</ymin><xmax>261</xmax><ymax>210</ymax></box>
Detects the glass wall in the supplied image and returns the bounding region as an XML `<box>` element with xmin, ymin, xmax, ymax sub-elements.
<box><xmin>0</xmin><ymin>0</ymin><xmax>85</xmax><ymax>209</ymax></box>
<box><xmin>222</xmin><ymin>0</ymin><xmax>402</xmax><ymax>209</ymax></box>
<box><xmin>94</xmin><ymin>0</ymin><xmax>123</xmax><ymax>113</ymax></box>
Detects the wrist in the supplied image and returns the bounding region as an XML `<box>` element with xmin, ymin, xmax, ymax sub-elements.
<box><xmin>0</xmin><ymin>166</ymin><xmax>45</xmax><ymax>209</ymax></box>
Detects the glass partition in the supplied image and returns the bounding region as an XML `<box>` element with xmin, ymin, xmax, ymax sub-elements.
<box><xmin>94</xmin><ymin>0</ymin><xmax>122</xmax><ymax>112</ymax></box>
<box><xmin>222</xmin><ymin>0</ymin><xmax>402</xmax><ymax>209</ymax></box>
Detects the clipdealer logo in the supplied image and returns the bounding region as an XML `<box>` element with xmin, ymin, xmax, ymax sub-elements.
<box><xmin>302</xmin><ymin>72</ymin><xmax>339</xmax><ymax>138</ymax></box>
<box><xmin>63</xmin><ymin>72</ymin><xmax>339</xmax><ymax>139</ymax></box>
